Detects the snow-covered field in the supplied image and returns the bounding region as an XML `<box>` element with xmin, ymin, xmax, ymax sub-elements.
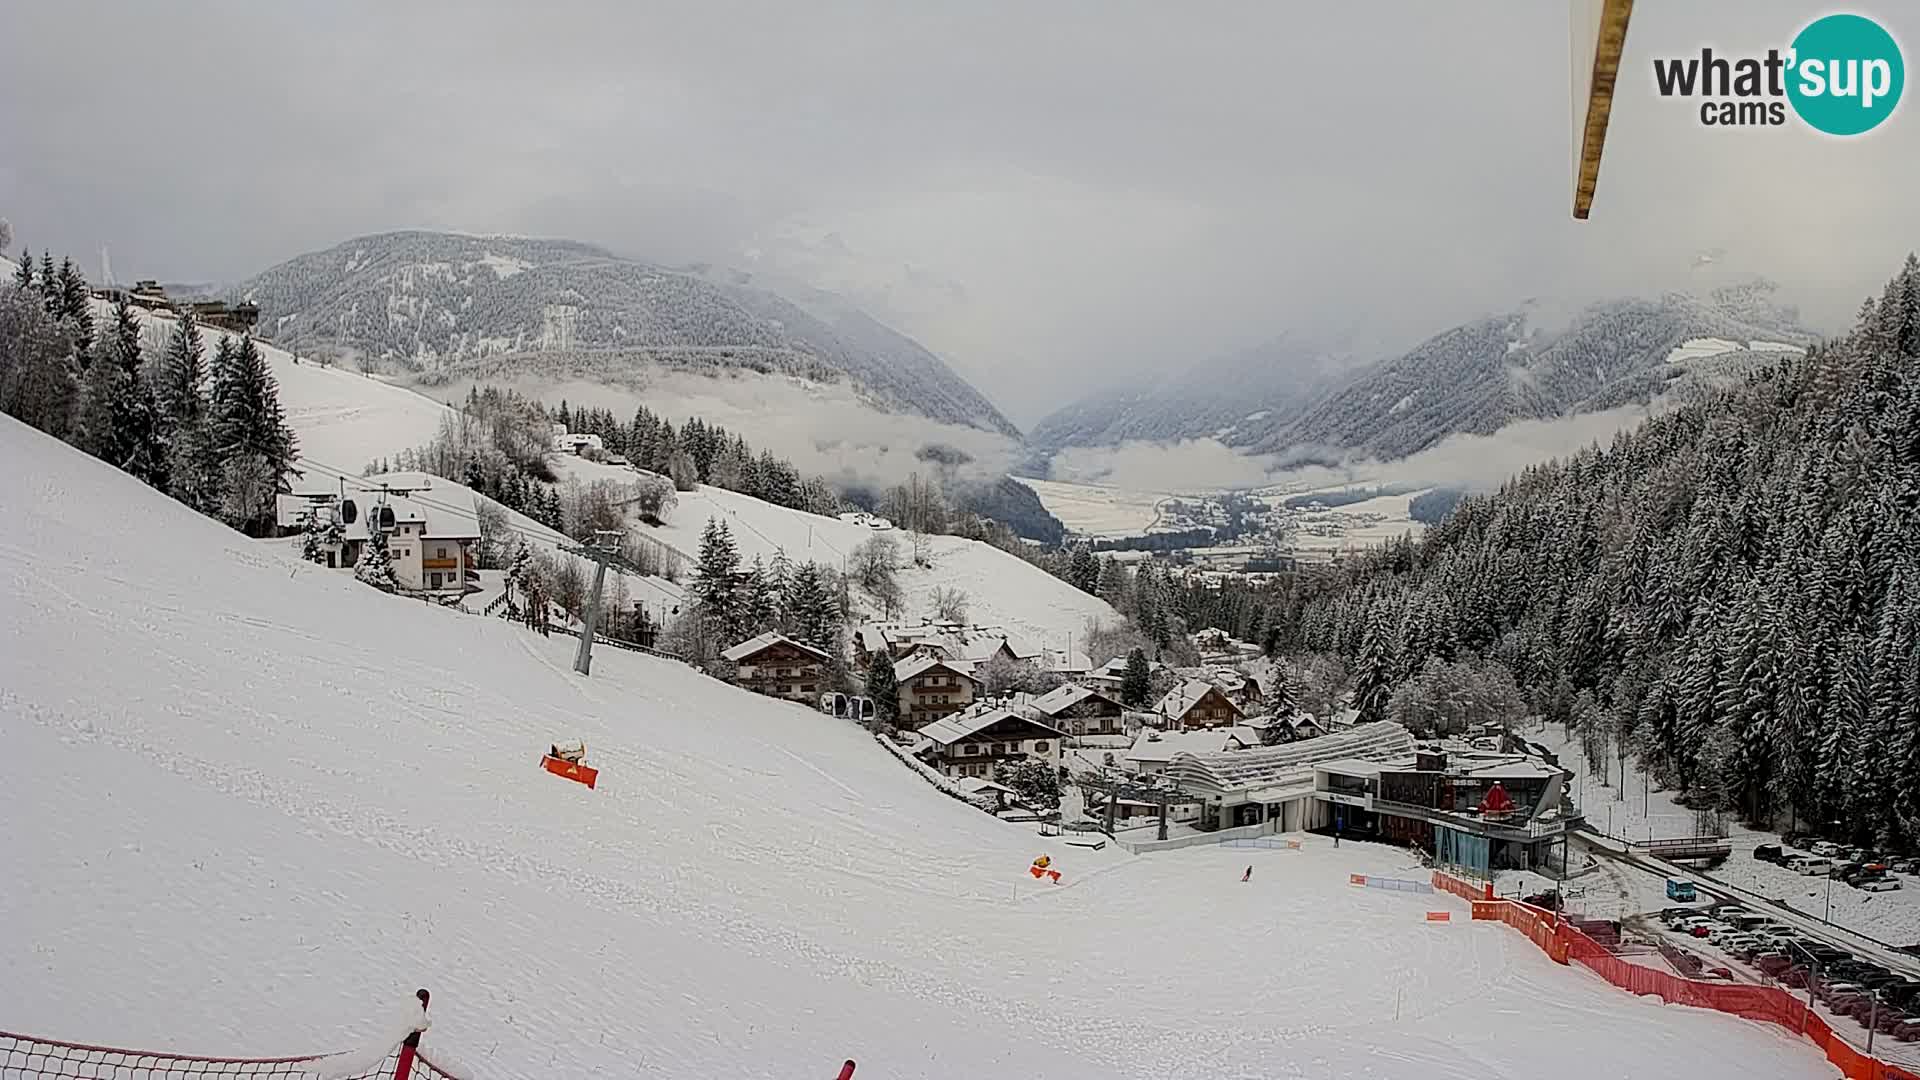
<box><xmin>0</xmin><ymin>416</ymin><xmax>1840</xmax><ymax>1078</ymax></box>
<box><xmin>557</xmin><ymin>456</ymin><xmax>1119</xmax><ymax>651</ymax></box>
<box><xmin>1014</xmin><ymin>476</ymin><xmax>1174</xmax><ymax>539</ymax></box>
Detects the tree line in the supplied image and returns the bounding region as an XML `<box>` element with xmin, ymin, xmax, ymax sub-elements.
<box><xmin>3</xmin><ymin>250</ymin><xmax>298</xmax><ymax>536</ymax></box>
<box><xmin>1285</xmin><ymin>257</ymin><xmax>1920</xmax><ymax>848</ymax></box>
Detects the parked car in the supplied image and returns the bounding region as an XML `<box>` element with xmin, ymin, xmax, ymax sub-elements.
<box><xmin>1889</xmin><ymin>857</ymin><xmax>1919</xmax><ymax>874</ymax></box>
<box><xmin>1861</xmin><ymin>876</ymin><xmax>1902</xmax><ymax>892</ymax></box>
<box><xmin>1754</xmin><ymin>844</ymin><xmax>1784</xmax><ymax>863</ymax></box>
<box><xmin>1756</xmin><ymin>952</ymin><xmax>1794</xmax><ymax>976</ymax></box>
<box><xmin>1798</xmin><ymin>858</ymin><xmax>1837</xmax><ymax>876</ymax></box>
<box><xmin>1666</xmin><ymin>877</ymin><xmax>1697</xmax><ymax>902</ymax></box>
<box><xmin>1812</xmin><ymin>840</ymin><xmax>1844</xmax><ymax>857</ymax></box>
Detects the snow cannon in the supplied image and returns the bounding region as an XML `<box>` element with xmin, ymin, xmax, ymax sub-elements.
<box><xmin>1029</xmin><ymin>854</ymin><xmax>1061</xmax><ymax>883</ymax></box>
<box><xmin>542</xmin><ymin>741</ymin><xmax>597</xmax><ymax>789</ymax></box>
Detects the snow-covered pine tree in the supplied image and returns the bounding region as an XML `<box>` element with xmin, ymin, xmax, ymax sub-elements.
<box><xmin>355</xmin><ymin>534</ymin><xmax>399</xmax><ymax>592</ymax></box>
<box><xmin>741</xmin><ymin>555</ymin><xmax>775</xmax><ymax>635</ymax></box>
<box><xmin>208</xmin><ymin>334</ymin><xmax>299</xmax><ymax>533</ymax></box>
<box><xmin>12</xmin><ymin>249</ymin><xmax>31</xmax><ymax>290</ymax></box>
<box><xmin>37</xmin><ymin>252</ymin><xmax>57</xmax><ymax>311</ymax></box>
<box><xmin>1068</xmin><ymin>546</ymin><xmax>1099</xmax><ymax>595</ymax></box>
<box><xmin>156</xmin><ymin>313</ymin><xmax>221</xmax><ymax>512</ymax></box>
<box><xmin>1351</xmin><ymin>613</ymin><xmax>1396</xmax><ymax>725</ymax></box>
<box><xmin>690</xmin><ymin>517</ymin><xmax>741</xmax><ymax>640</ymax></box>
<box><xmin>54</xmin><ymin>258</ymin><xmax>92</xmax><ymax>362</ymax></box>
<box><xmin>1120</xmin><ymin>647</ymin><xmax>1152</xmax><ymax>707</ymax></box>
<box><xmin>766</xmin><ymin>547</ymin><xmax>793</xmax><ymax>629</ymax></box>
<box><xmin>785</xmin><ymin>562</ymin><xmax>838</xmax><ymax>653</ymax></box>
<box><xmin>866</xmin><ymin>650</ymin><xmax>899</xmax><ymax>730</ymax></box>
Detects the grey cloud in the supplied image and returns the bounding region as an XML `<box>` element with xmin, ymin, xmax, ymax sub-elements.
<box><xmin>3</xmin><ymin>1</ymin><xmax>1915</xmax><ymax>428</ymax></box>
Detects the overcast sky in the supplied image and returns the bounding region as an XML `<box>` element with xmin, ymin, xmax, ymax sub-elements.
<box><xmin>3</xmin><ymin>2</ymin><xmax>1917</xmax><ymax>425</ymax></box>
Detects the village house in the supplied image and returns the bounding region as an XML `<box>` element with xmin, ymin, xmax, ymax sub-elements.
<box><xmin>721</xmin><ymin>631</ymin><xmax>831</xmax><ymax>704</ymax></box>
<box><xmin>1156</xmin><ymin>678</ymin><xmax>1245</xmax><ymax>730</ymax></box>
<box><xmin>277</xmin><ymin>476</ymin><xmax>480</xmax><ymax>597</ymax></box>
<box><xmin>1026</xmin><ymin>684</ymin><xmax>1128</xmax><ymax>739</ymax></box>
<box><xmin>916</xmin><ymin>707</ymin><xmax>1065</xmax><ymax>780</ymax></box>
<box><xmin>892</xmin><ymin>654</ymin><xmax>978</xmax><ymax>728</ymax></box>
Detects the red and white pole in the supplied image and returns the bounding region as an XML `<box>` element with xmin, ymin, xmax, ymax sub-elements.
<box><xmin>393</xmin><ymin>989</ymin><xmax>431</xmax><ymax>1080</ymax></box>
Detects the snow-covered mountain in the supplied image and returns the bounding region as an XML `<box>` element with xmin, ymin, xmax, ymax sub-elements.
<box><xmin>1032</xmin><ymin>282</ymin><xmax>1817</xmax><ymax>461</ymax></box>
<box><xmin>232</xmin><ymin>231</ymin><xmax>1020</xmax><ymax>438</ymax></box>
<box><xmin>0</xmin><ymin>412</ymin><xmax>1837</xmax><ymax>1078</ymax></box>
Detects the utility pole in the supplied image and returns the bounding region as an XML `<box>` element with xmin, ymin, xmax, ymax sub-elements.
<box><xmin>561</xmin><ymin>529</ymin><xmax>641</xmax><ymax>676</ymax></box>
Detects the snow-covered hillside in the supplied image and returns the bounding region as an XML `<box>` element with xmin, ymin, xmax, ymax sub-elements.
<box><xmin>0</xmin><ymin>415</ymin><xmax>1835</xmax><ymax>1077</ymax></box>
<box><xmin>557</xmin><ymin>456</ymin><xmax>1116</xmax><ymax>651</ymax></box>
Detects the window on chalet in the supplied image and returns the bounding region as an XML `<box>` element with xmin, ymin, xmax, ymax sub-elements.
<box><xmin>1034</xmin><ymin>741</ymin><xmax>1050</xmax><ymax>753</ymax></box>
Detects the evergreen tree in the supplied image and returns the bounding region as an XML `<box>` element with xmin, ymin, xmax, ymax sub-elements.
<box><xmin>741</xmin><ymin>555</ymin><xmax>775</xmax><ymax>635</ymax></box>
<box><xmin>0</xmin><ymin>283</ymin><xmax>79</xmax><ymax>440</ymax></box>
<box><xmin>691</xmin><ymin>517</ymin><xmax>741</xmax><ymax>638</ymax></box>
<box><xmin>13</xmin><ymin>250</ymin><xmax>31</xmax><ymax>290</ymax></box>
<box><xmin>866</xmin><ymin>650</ymin><xmax>900</xmax><ymax>730</ymax></box>
<box><xmin>1067</xmin><ymin>546</ymin><xmax>1100</xmax><ymax>595</ymax></box>
<box><xmin>157</xmin><ymin>313</ymin><xmax>219</xmax><ymax>511</ymax></box>
<box><xmin>208</xmin><ymin>333</ymin><xmax>298</xmax><ymax>532</ymax></box>
<box><xmin>54</xmin><ymin>258</ymin><xmax>92</xmax><ymax>362</ymax></box>
<box><xmin>37</xmin><ymin>252</ymin><xmax>56</xmax><ymax>311</ymax></box>
<box><xmin>785</xmin><ymin>562</ymin><xmax>837</xmax><ymax>652</ymax></box>
<box><xmin>1120</xmin><ymin>647</ymin><xmax>1152</xmax><ymax>707</ymax></box>
<box><xmin>767</xmin><ymin>547</ymin><xmax>794</xmax><ymax>628</ymax></box>
<box><xmin>1352</xmin><ymin>614</ymin><xmax>1395</xmax><ymax>724</ymax></box>
<box><xmin>355</xmin><ymin>535</ymin><xmax>399</xmax><ymax>591</ymax></box>
<box><xmin>1268</xmin><ymin>664</ymin><xmax>1299</xmax><ymax>716</ymax></box>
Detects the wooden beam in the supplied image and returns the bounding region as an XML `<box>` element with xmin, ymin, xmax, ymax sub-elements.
<box><xmin>1573</xmin><ymin>0</ymin><xmax>1634</xmax><ymax>220</ymax></box>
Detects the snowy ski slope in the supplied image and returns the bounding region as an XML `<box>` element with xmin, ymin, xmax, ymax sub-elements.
<box><xmin>0</xmin><ymin>415</ymin><xmax>1833</xmax><ymax>1078</ymax></box>
<box><xmin>557</xmin><ymin>455</ymin><xmax>1121</xmax><ymax>651</ymax></box>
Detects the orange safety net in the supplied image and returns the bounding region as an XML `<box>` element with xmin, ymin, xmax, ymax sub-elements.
<box><xmin>1442</xmin><ymin>895</ymin><xmax>1920</xmax><ymax>1080</ymax></box>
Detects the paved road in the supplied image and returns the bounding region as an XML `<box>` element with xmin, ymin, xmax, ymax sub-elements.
<box><xmin>1572</xmin><ymin>832</ymin><xmax>1920</xmax><ymax>981</ymax></box>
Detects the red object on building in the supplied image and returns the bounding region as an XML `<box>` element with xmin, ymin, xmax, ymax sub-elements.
<box><xmin>1479</xmin><ymin>782</ymin><xmax>1515</xmax><ymax>817</ymax></box>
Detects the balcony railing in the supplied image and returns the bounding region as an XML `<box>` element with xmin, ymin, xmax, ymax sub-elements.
<box><xmin>1366</xmin><ymin>795</ymin><xmax>1572</xmax><ymax>841</ymax></box>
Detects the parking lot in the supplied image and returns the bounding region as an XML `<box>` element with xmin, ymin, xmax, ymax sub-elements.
<box><xmin>1642</xmin><ymin>891</ymin><xmax>1920</xmax><ymax>1066</ymax></box>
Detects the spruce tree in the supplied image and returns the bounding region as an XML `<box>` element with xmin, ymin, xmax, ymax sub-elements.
<box><xmin>355</xmin><ymin>535</ymin><xmax>399</xmax><ymax>591</ymax></box>
<box><xmin>38</xmin><ymin>252</ymin><xmax>57</xmax><ymax>311</ymax></box>
<box><xmin>55</xmin><ymin>258</ymin><xmax>92</xmax><ymax>362</ymax></box>
<box><xmin>1121</xmin><ymin>647</ymin><xmax>1152</xmax><ymax>707</ymax></box>
<box><xmin>156</xmin><ymin>313</ymin><xmax>219</xmax><ymax>510</ymax></box>
<box><xmin>690</xmin><ymin>517</ymin><xmax>741</xmax><ymax>638</ymax></box>
<box><xmin>12</xmin><ymin>249</ymin><xmax>31</xmax><ymax>290</ymax></box>
<box><xmin>786</xmin><ymin>563</ymin><xmax>836</xmax><ymax>652</ymax></box>
<box><xmin>866</xmin><ymin>650</ymin><xmax>900</xmax><ymax>730</ymax></box>
<box><xmin>208</xmin><ymin>333</ymin><xmax>298</xmax><ymax>532</ymax></box>
<box><xmin>741</xmin><ymin>555</ymin><xmax>775</xmax><ymax>635</ymax></box>
<box><xmin>1352</xmin><ymin>615</ymin><xmax>1396</xmax><ymax>724</ymax></box>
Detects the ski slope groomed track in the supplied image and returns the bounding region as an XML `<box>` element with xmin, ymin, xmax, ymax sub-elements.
<box><xmin>0</xmin><ymin>415</ymin><xmax>1834</xmax><ymax>1079</ymax></box>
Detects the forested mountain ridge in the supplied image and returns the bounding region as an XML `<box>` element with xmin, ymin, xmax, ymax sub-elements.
<box><xmin>1031</xmin><ymin>282</ymin><xmax>1816</xmax><ymax>461</ymax></box>
<box><xmin>233</xmin><ymin>230</ymin><xmax>1020</xmax><ymax>437</ymax></box>
<box><xmin>1288</xmin><ymin>258</ymin><xmax>1920</xmax><ymax>845</ymax></box>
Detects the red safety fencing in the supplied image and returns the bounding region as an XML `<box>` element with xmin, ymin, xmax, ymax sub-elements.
<box><xmin>1442</xmin><ymin>890</ymin><xmax>1920</xmax><ymax>1080</ymax></box>
<box><xmin>1</xmin><ymin>992</ymin><xmax>456</xmax><ymax>1080</ymax></box>
<box><xmin>1430</xmin><ymin>869</ymin><xmax>1493</xmax><ymax>902</ymax></box>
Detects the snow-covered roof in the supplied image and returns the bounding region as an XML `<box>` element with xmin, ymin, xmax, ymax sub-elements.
<box><xmin>1157</xmin><ymin>678</ymin><xmax>1243</xmax><ymax>723</ymax></box>
<box><xmin>1164</xmin><ymin>722</ymin><xmax>1415</xmax><ymax>797</ymax></box>
<box><xmin>1029</xmin><ymin>684</ymin><xmax>1123</xmax><ymax>717</ymax></box>
<box><xmin>957</xmin><ymin>777</ymin><xmax>1015</xmax><ymax>797</ymax></box>
<box><xmin>893</xmin><ymin>654</ymin><xmax>976</xmax><ymax>683</ymax></box>
<box><xmin>1047</xmin><ymin>650</ymin><xmax>1093</xmax><ymax>674</ymax></box>
<box><xmin>721</xmin><ymin>631</ymin><xmax>830</xmax><ymax>664</ymax></box>
<box><xmin>854</xmin><ymin>626</ymin><xmax>891</xmax><ymax>654</ymax></box>
<box><xmin>919</xmin><ymin>708</ymin><xmax>1063</xmax><ymax>746</ymax></box>
<box><xmin>1125</xmin><ymin>726</ymin><xmax>1261</xmax><ymax>765</ymax></box>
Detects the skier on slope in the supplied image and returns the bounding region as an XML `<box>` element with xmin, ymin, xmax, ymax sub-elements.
<box><xmin>1242</xmin><ymin>865</ymin><xmax>1252</xmax><ymax>882</ymax></box>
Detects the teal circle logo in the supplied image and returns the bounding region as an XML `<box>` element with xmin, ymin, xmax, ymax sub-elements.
<box><xmin>1787</xmin><ymin>14</ymin><xmax>1904</xmax><ymax>135</ymax></box>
